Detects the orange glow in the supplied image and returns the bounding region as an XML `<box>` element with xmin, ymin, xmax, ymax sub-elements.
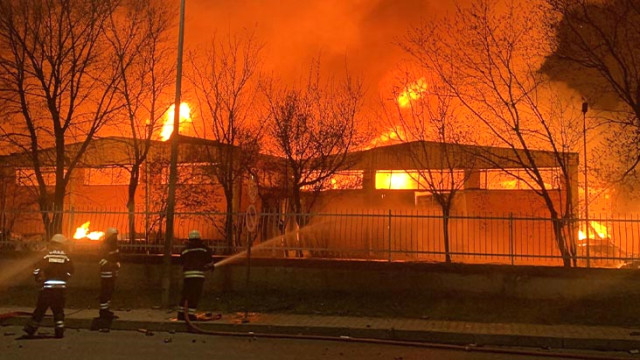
<box><xmin>367</xmin><ymin>128</ymin><xmax>405</xmax><ymax>149</ymax></box>
<box><xmin>375</xmin><ymin>171</ymin><xmax>418</xmax><ymax>190</ymax></box>
<box><xmin>500</xmin><ymin>179</ymin><xmax>518</xmax><ymax>189</ymax></box>
<box><xmin>397</xmin><ymin>78</ymin><xmax>427</xmax><ymax>108</ymax></box>
<box><xmin>160</xmin><ymin>103</ymin><xmax>192</xmax><ymax>141</ymax></box>
<box><xmin>578</xmin><ymin>221</ymin><xmax>609</xmax><ymax>242</ymax></box>
<box><xmin>73</xmin><ymin>221</ymin><xmax>105</xmax><ymax>241</ymax></box>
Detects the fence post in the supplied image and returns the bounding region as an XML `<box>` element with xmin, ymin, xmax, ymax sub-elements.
<box><xmin>388</xmin><ymin>209</ymin><xmax>392</xmax><ymax>262</ymax></box>
<box><xmin>509</xmin><ymin>213</ymin><xmax>514</xmax><ymax>265</ymax></box>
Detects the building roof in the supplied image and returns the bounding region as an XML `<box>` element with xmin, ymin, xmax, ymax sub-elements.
<box><xmin>0</xmin><ymin>136</ymin><xmax>578</xmax><ymax>172</ymax></box>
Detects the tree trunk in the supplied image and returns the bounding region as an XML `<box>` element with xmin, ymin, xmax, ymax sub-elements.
<box><xmin>291</xmin><ymin>185</ymin><xmax>303</xmax><ymax>257</ymax></box>
<box><xmin>223</xmin><ymin>185</ymin><xmax>234</xmax><ymax>255</ymax></box>
<box><xmin>442</xmin><ymin>207</ymin><xmax>451</xmax><ymax>263</ymax></box>
<box><xmin>127</xmin><ymin>166</ymin><xmax>140</xmax><ymax>245</ymax></box>
<box><xmin>48</xmin><ymin>186</ymin><xmax>66</xmax><ymax>239</ymax></box>
<box><xmin>551</xmin><ymin>214</ymin><xmax>572</xmax><ymax>267</ymax></box>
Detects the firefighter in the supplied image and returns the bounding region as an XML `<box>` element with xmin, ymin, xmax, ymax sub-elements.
<box><xmin>99</xmin><ymin>227</ymin><xmax>120</xmax><ymax>319</ymax></box>
<box><xmin>177</xmin><ymin>230</ymin><xmax>213</xmax><ymax>321</ymax></box>
<box><xmin>23</xmin><ymin>234</ymin><xmax>74</xmax><ymax>339</ymax></box>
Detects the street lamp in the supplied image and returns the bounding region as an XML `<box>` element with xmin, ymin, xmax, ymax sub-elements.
<box><xmin>582</xmin><ymin>101</ymin><xmax>589</xmax><ymax>268</ymax></box>
<box><xmin>163</xmin><ymin>0</ymin><xmax>186</xmax><ymax>307</ymax></box>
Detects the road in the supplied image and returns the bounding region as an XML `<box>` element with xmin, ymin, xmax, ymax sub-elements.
<box><xmin>0</xmin><ymin>326</ymin><xmax>633</xmax><ymax>360</ymax></box>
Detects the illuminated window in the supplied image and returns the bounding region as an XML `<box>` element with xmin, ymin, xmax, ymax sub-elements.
<box><xmin>375</xmin><ymin>170</ymin><xmax>465</xmax><ymax>190</ymax></box>
<box><xmin>376</xmin><ymin>171</ymin><xmax>419</xmax><ymax>190</ymax></box>
<box><xmin>84</xmin><ymin>167</ymin><xmax>131</xmax><ymax>186</ymax></box>
<box><xmin>16</xmin><ymin>168</ymin><xmax>58</xmax><ymax>186</ymax></box>
<box><xmin>303</xmin><ymin>171</ymin><xmax>364</xmax><ymax>191</ymax></box>
<box><xmin>480</xmin><ymin>168</ymin><xmax>561</xmax><ymax>190</ymax></box>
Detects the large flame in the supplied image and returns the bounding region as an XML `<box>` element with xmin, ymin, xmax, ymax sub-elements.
<box><xmin>73</xmin><ymin>221</ymin><xmax>105</xmax><ymax>241</ymax></box>
<box><xmin>578</xmin><ymin>221</ymin><xmax>609</xmax><ymax>242</ymax></box>
<box><xmin>397</xmin><ymin>78</ymin><xmax>427</xmax><ymax>108</ymax></box>
<box><xmin>160</xmin><ymin>103</ymin><xmax>192</xmax><ymax>141</ymax></box>
<box><xmin>375</xmin><ymin>170</ymin><xmax>418</xmax><ymax>190</ymax></box>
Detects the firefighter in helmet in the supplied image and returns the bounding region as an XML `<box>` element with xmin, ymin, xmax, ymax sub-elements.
<box><xmin>178</xmin><ymin>229</ymin><xmax>213</xmax><ymax>321</ymax></box>
<box><xmin>98</xmin><ymin>227</ymin><xmax>120</xmax><ymax>319</ymax></box>
<box><xmin>23</xmin><ymin>233</ymin><xmax>74</xmax><ymax>338</ymax></box>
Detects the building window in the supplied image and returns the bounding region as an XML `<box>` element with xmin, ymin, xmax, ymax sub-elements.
<box><xmin>479</xmin><ymin>168</ymin><xmax>561</xmax><ymax>190</ymax></box>
<box><xmin>303</xmin><ymin>170</ymin><xmax>363</xmax><ymax>191</ymax></box>
<box><xmin>84</xmin><ymin>167</ymin><xmax>131</xmax><ymax>186</ymax></box>
<box><xmin>16</xmin><ymin>168</ymin><xmax>58</xmax><ymax>186</ymax></box>
<box><xmin>161</xmin><ymin>163</ymin><xmax>216</xmax><ymax>185</ymax></box>
<box><xmin>375</xmin><ymin>170</ymin><xmax>465</xmax><ymax>190</ymax></box>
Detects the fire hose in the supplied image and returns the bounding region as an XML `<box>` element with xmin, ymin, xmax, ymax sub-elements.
<box><xmin>182</xmin><ymin>302</ymin><xmax>630</xmax><ymax>360</ymax></box>
<box><xmin>0</xmin><ymin>311</ymin><xmax>31</xmax><ymax>320</ymax></box>
<box><xmin>0</xmin><ymin>306</ymin><xmax>631</xmax><ymax>359</ymax></box>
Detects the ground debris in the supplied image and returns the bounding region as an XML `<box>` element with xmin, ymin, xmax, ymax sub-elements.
<box><xmin>4</xmin><ymin>332</ymin><xmax>15</xmax><ymax>336</ymax></box>
<box><xmin>137</xmin><ymin>328</ymin><xmax>154</xmax><ymax>336</ymax></box>
<box><xmin>629</xmin><ymin>349</ymin><xmax>639</xmax><ymax>354</ymax></box>
<box><xmin>163</xmin><ymin>337</ymin><xmax>172</xmax><ymax>343</ymax></box>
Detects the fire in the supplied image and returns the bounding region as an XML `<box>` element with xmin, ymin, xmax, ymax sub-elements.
<box><xmin>375</xmin><ymin>170</ymin><xmax>418</xmax><ymax>190</ymax></box>
<box><xmin>397</xmin><ymin>78</ymin><xmax>427</xmax><ymax>108</ymax></box>
<box><xmin>160</xmin><ymin>102</ymin><xmax>192</xmax><ymax>141</ymax></box>
<box><xmin>367</xmin><ymin>128</ymin><xmax>405</xmax><ymax>149</ymax></box>
<box><xmin>578</xmin><ymin>221</ymin><xmax>609</xmax><ymax>242</ymax></box>
<box><xmin>73</xmin><ymin>221</ymin><xmax>105</xmax><ymax>241</ymax></box>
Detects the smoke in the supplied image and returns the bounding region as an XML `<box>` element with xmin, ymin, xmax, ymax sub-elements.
<box><xmin>185</xmin><ymin>0</ymin><xmax>451</xmax><ymax>95</ymax></box>
<box><xmin>0</xmin><ymin>252</ymin><xmax>42</xmax><ymax>289</ymax></box>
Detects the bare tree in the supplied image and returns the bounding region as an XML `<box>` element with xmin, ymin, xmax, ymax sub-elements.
<box><xmin>385</xmin><ymin>77</ymin><xmax>477</xmax><ymax>263</ymax></box>
<box><xmin>403</xmin><ymin>0</ymin><xmax>582</xmax><ymax>267</ymax></box>
<box><xmin>265</xmin><ymin>64</ymin><xmax>364</xmax><ymax>215</ymax></box>
<box><xmin>0</xmin><ymin>0</ymin><xmax>122</xmax><ymax>238</ymax></box>
<box><xmin>104</xmin><ymin>0</ymin><xmax>174</xmax><ymax>243</ymax></box>
<box><xmin>543</xmin><ymin>0</ymin><xmax>640</xmax><ymax>201</ymax></box>
<box><xmin>188</xmin><ymin>32</ymin><xmax>264</xmax><ymax>254</ymax></box>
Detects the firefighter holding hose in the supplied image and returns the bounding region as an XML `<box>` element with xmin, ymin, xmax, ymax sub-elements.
<box><xmin>177</xmin><ymin>230</ymin><xmax>213</xmax><ymax>321</ymax></box>
<box><xmin>98</xmin><ymin>227</ymin><xmax>120</xmax><ymax>319</ymax></box>
<box><xmin>23</xmin><ymin>234</ymin><xmax>74</xmax><ymax>339</ymax></box>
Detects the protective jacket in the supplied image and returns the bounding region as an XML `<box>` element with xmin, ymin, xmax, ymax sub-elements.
<box><xmin>33</xmin><ymin>249</ymin><xmax>74</xmax><ymax>289</ymax></box>
<box><xmin>99</xmin><ymin>235</ymin><xmax>120</xmax><ymax>279</ymax></box>
<box><xmin>180</xmin><ymin>239</ymin><xmax>212</xmax><ymax>278</ymax></box>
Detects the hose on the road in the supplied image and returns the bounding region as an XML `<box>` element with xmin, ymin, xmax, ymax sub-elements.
<box><xmin>183</xmin><ymin>302</ymin><xmax>629</xmax><ymax>360</ymax></box>
<box><xmin>0</xmin><ymin>311</ymin><xmax>31</xmax><ymax>320</ymax></box>
<box><xmin>2</xmin><ymin>307</ymin><xmax>628</xmax><ymax>360</ymax></box>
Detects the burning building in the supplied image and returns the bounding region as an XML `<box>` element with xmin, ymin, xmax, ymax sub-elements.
<box><xmin>0</xmin><ymin>135</ymin><xmax>580</xmax><ymax>263</ymax></box>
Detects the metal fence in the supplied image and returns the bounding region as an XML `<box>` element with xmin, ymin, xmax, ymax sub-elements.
<box><xmin>1</xmin><ymin>209</ymin><xmax>639</xmax><ymax>268</ymax></box>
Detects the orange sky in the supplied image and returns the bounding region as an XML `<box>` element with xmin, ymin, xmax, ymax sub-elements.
<box><xmin>183</xmin><ymin>0</ymin><xmax>453</xmax><ymax>95</ymax></box>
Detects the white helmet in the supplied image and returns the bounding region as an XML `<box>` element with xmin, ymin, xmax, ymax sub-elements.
<box><xmin>50</xmin><ymin>233</ymin><xmax>67</xmax><ymax>245</ymax></box>
<box><xmin>106</xmin><ymin>227</ymin><xmax>118</xmax><ymax>237</ymax></box>
<box><xmin>188</xmin><ymin>230</ymin><xmax>201</xmax><ymax>240</ymax></box>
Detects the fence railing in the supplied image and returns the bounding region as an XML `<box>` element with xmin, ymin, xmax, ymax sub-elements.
<box><xmin>1</xmin><ymin>209</ymin><xmax>638</xmax><ymax>268</ymax></box>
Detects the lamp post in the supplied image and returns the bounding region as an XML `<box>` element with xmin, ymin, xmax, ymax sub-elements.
<box><xmin>582</xmin><ymin>101</ymin><xmax>589</xmax><ymax>268</ymax></box>
<box><xmin>162</xmin><ymin>0</ymin><xmax>186</xmax><ymax>307</ymax></box>
<box><xmin>145</xmin><ymin>121</ymin><xmax>151</xmax><ymax>245</ymax></box>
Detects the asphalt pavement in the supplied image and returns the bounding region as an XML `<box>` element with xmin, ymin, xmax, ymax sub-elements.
<box><xmin>2</xmin><ymin>306</ymin><xmax>640</xmax><ymax>355</ymax></box>
<box><xmin>0</xmin><ymin>325</ymin><xmax>637</xmax><ymax>360</ymax></box>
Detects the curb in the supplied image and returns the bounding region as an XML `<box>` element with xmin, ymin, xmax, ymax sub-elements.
<box><xmin>3</xmin><ymin>316</ymin><xmax>640</xmax><ymax>352</ymax></box>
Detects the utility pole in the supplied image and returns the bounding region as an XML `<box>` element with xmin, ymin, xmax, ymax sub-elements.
<box><xmin>582</xmin><ymin>101</ymin><xmax>590</xmax><ymax>268</ymax></box>
<box><xmin>162</xmin><ymin>0</ymin><xmax>186</xmax><ymax>307</ymax></box>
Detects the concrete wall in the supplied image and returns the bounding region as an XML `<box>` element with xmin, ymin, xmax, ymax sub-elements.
<box><xmin>1</xmin><ymin>254</ymin><xmax>638</xmax><ymax>301</ymax></box>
